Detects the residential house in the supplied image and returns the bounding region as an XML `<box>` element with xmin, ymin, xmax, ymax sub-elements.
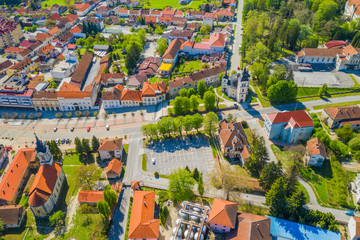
<box><xmin>4</xmin><ymin>47</ymin><xmax>28</xmax><ymax>61</ymax></box>
<box><xmin>0</xmin><ymin>205</ymin><xmax>25</xmax><ymax>228</ymax></box>
<box><xmin>101</xmin><ymin>73</ymin><xmax>125</xmax><ymax>86</ymax></box>
<box><xmin>324</xmin><ymin>40</ymin><xmax>347</xmax><ymax>49</ymax></box>
<box><xmin>106</xmin><ymin>158</ymin><xmax>123</xmax><ymax>179</ymax></box>
<box><xmin>71</xmin><ymin>25</ymin><xmax>86</xmax><ymax>38</ymax></box>
<box><xmin>168</xmin><ymin>63</ymin><xmax>226</xmax><ymax>97</ymax></box>
<box><xmin>344</xmin><ymin>0</ymin><xmax>360</xmax><ymax>20</ymax></box>
<box><xmin>185</xmin><ymin>10</ymin><xmax>205</xmax><ymax>20</ymax></box>
<box><xmin>321</xmin><ymin>105</ymin><xmax>360</xmax><ymax>130</ymax></box>
<box><xmin>349</xmin><ymin>216</ymin><xmax>360</xmax><ymax>240</ymax></box>
<box><xmin>218</xmin><ymin>120</ymin><xmax>250</xmax><ymax>164</ymax></box>
<box><xmin>264</xmin><ymin>110</ymin><xmax>314</xmax><ymax>144</ymax></box>
<box><xmin>32</xmin><ymin>91</ymin><xmax>60</xmax><ymax>111</ymax></box>
<box><xmin>226</xmin><ymin>212</ymin><xmax>271</xmax><ymax>240</ymax></box>
<box><xmin>163</xmin><ymin>29</ymin><xmax>194</xmax><ymax>42</ymax></box>
<box><xmin>180</xmin><ymin>32</ymin><xmax>226</xmax><ymax>55</ymax></box>
<box><xmin>185</xmin><ymin>22</ymin><xmax>201</xmax><ymax>32</ymax></box>
<box><xmin>203</xmin><ymin>13</ymin><xmax>215</xmax><ymax>27</ymax></box>
<box><xmin>131</xmin><ymin>181</ymin><xmax>141</xmax><ymax>190</ymax></box>
<box><xmin>208</xmin><ymin>198</ymin><xmax>238</xmax><ymax>233</ymax></box>
<box><xmin>57</xmin><ymin>91</ymin><xmax>94</xmax><ymax>111</ymax></box>
<box><xmin>120</xmin><ymin>89</ymin><xmax>142</xmax><ymax>106</ymax></box>
<box><xmin>162</xmin><ymin>8</ymin><xmax>176</xmax><ymax>17</ymax></box>
<box><xmin>98</xmin><ymin>138</ymin><xmax>123</xmax><ymax>161</ymax></box>
<box><xmin>269</xmin><ymin>216</ymin><xmax>340</xmax><ymax>240</ymax></box>
<box><xmin>87</xmin><ymin>17</ymin><xmax>105</xmax><ymax>31</ymax></box>
<box><xmin>214</xmin><ymin>7</ymin><xmax>235</xmax><ymax>21</ymax></box>
<box><xmin>138</xmin><ymin>56</ymin><xmax>159</xmax><ymax>76</ymax></box>
<box><xmin>102</xmin><ymin>84</ymin><xmax>124</xmax><ymax>109</ymax></box>
<box><xmin>6</xmin><ymin>57</ymin><xmax>38</xmax><ymax>77</ymax></box>
<box><xmin>0</xmin><ymin>19</ymin><xmax>23</xmax><ymax>49</ymax></box>
<box><xmin>305</xmin><ymin>137</ymin><xmax>327</xmax><ymax>167</ymax></box>
<box><xmin>0</xmin><ymin>149</ymin><xmax>36</xmax><ymax>205</ymax></box>
<box><xmin>96</xmin><ymin>6</ymin><xmax>111</xmax><ymax>17</ymax></box>
<box><xmin>76</xmin><ymin>3</ymin><xmax>93</xmax><ymax>16</ymax></box>
<box><xmin>128</xmin><ymin>191</ymin><xmax>159</xmax><ymax>239</ymax></box>
<box><xmin>221</xmin><ymin>68</ymin><xmax>250</xmax><ymax>103</ymax></box>
<box><xmin>0</xmin><ymin>60</ymin><xmax>13</xmax><ymax>75</ymax></box>
<box><xmin>141</xmin><ymin>81</ymin><xmax>167</xmax><ymax>106</ymax></box>
<box><xmin>118</xmin><ymin>8</ymin><xmax>129</xmax><ymax>17</ymax></box>
<box><xmin>127</xmin><ymin>73</ymin><xmax>147</xmax><ymax>88</ymax></box>
<box><xmin>78</xmin><ymin>190</ymin><xmax>104</xmax><ymax>206</ymax></box>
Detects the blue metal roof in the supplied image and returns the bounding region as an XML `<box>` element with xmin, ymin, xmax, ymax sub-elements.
<box><xmin>267</xmin><ymin>216</ymin><xmax>341</xmax><ymax>240</ymax></box>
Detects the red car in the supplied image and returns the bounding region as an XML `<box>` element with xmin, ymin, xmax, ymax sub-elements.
<box><xmin>237</xmin><ymin>67</ymin><xmax>240</xmax><ymax>70</ymax></box>
<box><xmin>87</xmin><ymin>127</ymin><xmax>91</xmax><ymax>132</ymax></box>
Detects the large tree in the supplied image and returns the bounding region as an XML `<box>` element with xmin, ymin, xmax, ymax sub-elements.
<box><xmin>203</xmin><ymin>112</ymin><xmax>219</xmax><ymax>136</ymax></box>
<box><xmin>191</xmin><ymin>113</ymin><xmax>203</xmax><ymax>131</ymax></box>
<box><xmin>168</xmin><ymin>168</ymin><xmax>195</xmax><ymax>204</ymax></box>
<box><xmin>197</xmin><ymin>80</ymin><xmax>206</xmax><ymax>98</ymax></box>
<box><xmin>91</xmin><ymin>136</ymin><xmax>100</xmax><ymax>151</ymax></box>
<box><xmin>245</xmin><ymin>133</ymin><xmax>269</xmax><ymax>177</ymax></box>
<box><xmin>259</xmin><ymin>161</ymin><xmax>283</xmax><ymax>191</ymax></box>
<box><xmin>203</xmin><ymin>91</ymin><xmax>216</xmax><ymax>111</ymax></box>
<box><xmin>157</xmin><ymin>38</ymin><xmax>168</xmax><ymax>56</ymax></box>
<box><xmin>190</xmin><ymin>95</ymin><xmax>199</xmax><ymax>111</ymax></box>
<box><xmin>97</xmin><ymin>200</ymin><xmax>111</xmax><ymax>220</ymax></box>
<box><xmin>267</xmin><ymin>80</ymin><xmax>298</xmax><ymax>103</ymax></box>
<box><xmin>76</xmin><ymin>164</ymin><xmax>101</xmax><ymax>190</ymax></box>
<box><xmin>265</xmin><ymin>177</ymin><xmax>288</xmax><ymax>219</ymax></box>
<box><xmin>104</xmin><ymin>188</ymin><xmax>118</xmax><ymax>208</ymax></box>
<box><xmin>335</xmin><ymin>124</ymin><xmax>354</xmax><ymax>143</ymax></box>
<box><xmin>288</xmin><ymin>190</ymin><xmax>307</xmax><ymax>222</ymax></box>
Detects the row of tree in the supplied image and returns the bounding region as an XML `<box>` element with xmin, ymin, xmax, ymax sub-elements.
<box><xmin>141</xmin><ymin>112</ymin><xmax>220</xmax><ymax>138</ymax></box>
<box><xmin>74</xmin><ymin>136</ymin><xmax>100</xmax><ymax>155</ymax></box>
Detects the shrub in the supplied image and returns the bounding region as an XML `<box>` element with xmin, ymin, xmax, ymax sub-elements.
<box><xmin>154</xmin><ymin>172</ymin><xmax>159</xmax><ymax>178</ymax></box>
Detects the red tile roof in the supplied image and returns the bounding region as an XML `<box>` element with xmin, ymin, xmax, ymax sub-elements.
<box><xmin>106</xmin><ymin>158</ymin><xmax>123</xmax><ymax>176</ymax></box>
<box><xmin>225</xmin><ymin>212</ymin><xmax>271</xmax><ymax>240</ymax></box>
<box><xmin>28</xmin><ymin>162</ymin><xmax>62</xmax><ymax>207</ymax></box>
<box><xmin>129</xmin><ymin>191</ymin><xmax>159</xmax><ymax>239</ymax></box>
<box><xmin>0</xmin><ymin>149</ymin><xmax>35</xmax><ymax>203</ymax></box>
<box><xmin>142</xmin><ymin>81</ymin><xmax>167</xmax><ymax>97</ymax></box>
<box><xmin>266</xmin><ymin>110</ymin><xmax>314</xmax><ymax>128</ymax></box>
<box><xmin>307</xmin><ymin>137</ymin><xmax>327</xmax><ymax>158</ymax></box>
<box><xmin>99</xmin><ymin>138</ymin><xmax>123</xmax><ymax>151</ymax></box>
<box><xmin>121</xmin><ymin>89</ymin><xmax>142</xmax><ymax>102</ymax></box>
<box><xmin>208</xmin><ymin>198</ymin><xmax>238</xmax><ymax>228</ymax></box>
<box><xmin>324</xmin><ymin>40</ymin><xmax>347</xmax><ymax>49</ymax></box>
<box><xmin>162</xmin><ymin>38</ymin><xmax>184</xmax><ymax>60</ymax></box>
<box><xmin>78</xmin><ymin>190</ymin><xmax>104</xmax><ymax>203</ymax></box>
<box><xmin>324</xmin><ymin>105</ymin><xmax>360</xmax><ymax>120</ymax></box>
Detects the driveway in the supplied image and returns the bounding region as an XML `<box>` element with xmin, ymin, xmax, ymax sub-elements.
<box><xmin>146</xmin><ymin>135</ymin><xmax>215</xmax><ymax>175</ymax></box>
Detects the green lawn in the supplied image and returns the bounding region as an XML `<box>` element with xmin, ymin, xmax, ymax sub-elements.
<box><xmin>313</xmin><ymin>100</ymin><xmax>360</xmax><ymax>110</ymax></box>
<box><xmin>250</xmin><ymin>82</ymin><xmax>272</xmax><ymax>108</ymax></box>
<box><xmin>41</xmin><ymin>0</ymin><xmax>73</xmax><ymax>8</ymax></box>
<box><xmin>63</xmin><ymin>154</ymin><xmax>82</xmax><ymax>165</ymax></box>
<box><xmin>149</xmin><ymin>76</ymin><xmax>170</xmax><ymax>84</ymax></box>
<box><xmin>63</xmin><ymin>166</ymin><xmax>81</xmax><ymax>203</ymax></box>
<box><xmin>297</xmin><ymin>182</ymin><xmax>310</xmax><ymax>204</ymax></box>
<box><xmin>173</xmin><ymin>60</ymin><xmax>204</xmax><ymax>75</ymax></box>
<box><xmin>143</xmin><ymin>0</ymin><xmax>209</xmax><ymax>9</ymax></box>
<box><xmin>216</xmin><ymin>86</ymin><xmax>234</xmax><ymax>102</ymax></box>
<box><xmin>270</xmin><ymin>145</ymin><xmax>297</xmax><ymax>170</ymax></box>
<box><xmin>349</xmin><ymin>74</ymin><xmax>360</xmax><ymax>88</ymax></box>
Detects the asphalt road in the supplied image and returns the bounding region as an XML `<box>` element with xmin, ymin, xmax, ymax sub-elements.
<box><xmin>230</xmin><ymin>0</ymin><xmax>244</xmax><ymax>71</ymax></box>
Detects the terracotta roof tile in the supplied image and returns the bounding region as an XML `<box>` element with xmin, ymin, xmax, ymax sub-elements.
<box><xmin>208</xmin><ymin>198</ymin><xmax>238</xmax><ymax>228</ymax></box>
<box><xmin>106</xmin><ymin>158</ymin><xmax>123</xmax><ymax>176</ymax></box>
<box><xmin>129</xmin><ymin>191</ymin><xmax>159</xmax><ymax>239</ymax></box>
<box><xmin>78</xmin><ymin>190</ymin><xmax>104</xmax><ymax>203</ymax></box>
<box><xmin>28</xmin><ymin>163</ymin><xmax>62</xmax><ymax>207</ymax></box>
<box><xmin>99</xmin><ymin>138</ymin><xmax>123</xmax><ymax>151</ymax></box>
<box><xmin>0</xmin><ymin>149</ymin><xmax>35</xmax><ymax>203</ymax></box>
<box><xmin>121</xmin><ymin>89</ymin><xmax>142</xmax><ymax>102</ymax></box>
<box><xmin>266</xmin><ymin>110</ymin><xmax>314</xmax><ymax>128</ymax></box>
<box><xmin>162</xmin><ymin>38</ymin><xmax>184</xmax><ymax>60</ymax></box>
<box><xmin>324</xmin><ymin>105</ymin><xmax>360</xmax><ymax>120</ymax></box>
<box><xmin>307</xmin><ymin>137</ymin><xmax>326</xmax><ymax>158</ymax></box>
<box><xmin>0</xmin><ymin>205</ymin><xmax>25</xmax><ymax>226</ymax></box>
<box><xmin>70</xmin><ymin>52</ymin><xmax>92</xmax><ymax>88</ymax></box>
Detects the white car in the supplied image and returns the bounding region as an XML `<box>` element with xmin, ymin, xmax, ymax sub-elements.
<box><xmin>56</xmin><ymin>138</ymin><xmax>60</xmax><ymax>144</ymax></box>
<box><xmin>152</xmin><ymin>158</ymin><xmax>156</xmax><ymax>165</ymax></box>
<box><xmin>106</xmin><ymin>124</ymin><xmax>110</xmax><ymax>131</ymax></box>
<box><xmin>53</xmin><ymin>127</ymin><xmax>58</xmax><ymax>132</ymax></box>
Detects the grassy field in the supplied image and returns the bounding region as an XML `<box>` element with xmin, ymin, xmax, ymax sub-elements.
<box><xmin>149</xmin><ymin>76</ymin><xmax>171</xmax><ymax>84</ymax></box>
<box><xmin>271</xmin><ymin>145</ymin><xmax>297</xmax><ymax>170</ymax></box>
<box><xmin>250</xmin><ymin>82</ymin><xmax>272</xmax><ymax>108</ymax></box>
<box><xmin>174</xmin><ymin>60</ymin><xmax>204</xmax><ymax>73</ymax></box>
<box><xmin>297</xmin><ymin>182</ymin><xmax>310</xmax><ymax>204</ymax></box>
<box><xmin>63</xmin><ymin>153</ymin><xmax>82</xmax><ymax>165</ymax></box>
<box><xmin>41</xmin><ymin>0</ymin><xmax>73</xmax><ymax>8</ymax></box>
<box><xmin>313</xmin><ymin>100</ymin><xmax>360</xmax><ymax>110</ymax></box>
<box><xmin>216</xmin><ymin>86</ymin><xmax>234</xmax><ymax>102</ymax></box>
<box><xmin>143</xmin><ymin>0</ymin><xmax>209</xmax><ymax>9</ymax></box>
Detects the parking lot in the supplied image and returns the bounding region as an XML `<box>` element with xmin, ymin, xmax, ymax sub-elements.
<box><xmin>146</xmin><ymin>135</ymin><xmax>215</xmax><ymax>175</ymax></box>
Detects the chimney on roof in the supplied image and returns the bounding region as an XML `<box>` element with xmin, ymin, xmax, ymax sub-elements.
<box><xmin>144</xmin><ymin>201</ymin><xmax>147</xmax><ymax>207</ymax></box>
<box><xmin>6</xmin><ymin>182</ymin><xmax>9</xmax><ymax>187</ymax></box>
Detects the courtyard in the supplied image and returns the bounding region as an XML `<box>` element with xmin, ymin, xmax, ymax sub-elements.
<box><xmin>146</xmin><ymin>135</ymin><xmax>215</xmax><ymax>175</ymax></box>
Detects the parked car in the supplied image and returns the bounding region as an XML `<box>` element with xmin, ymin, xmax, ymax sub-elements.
<box><xmin>65</xmin><ymin>139</ymin><xmax>69</xmax><ymax>144</ymax></box>
<box><xmin>87</xmin><ymin>126</ymin><xmax>91</xmax><ymax>132</ymax></box>
<box><xmin>71</xmin><ymin>127</ymin><xmax>74</xmax><ymax>132</ymax></box>
<box><xmin>56</xmin><ymin>138</ymin><xmax>60</xmax><ymax>144</ymax></box>
<box><xmin>237</xmin><ymin>67</ymin><xmax>240</xmax><ymax>70</ymax></box>
<box><xmin>345</xmin><ymin>210</ymin><xmax>355</xmax><ymax>216</ymax></box>
<box><xmin>106</xmin><ymin>125</ymin><xmax>110</xmax><ymax>131</ymax></box>
<box><xmin>53</xmin><ymin>127</ymin><xmax>57</xmax><ymax>132</ymax></box>
<box><xmin>61</xmin><ymin>139</ymin><xmax>65</xmax><ymax>144</ymax></box>
<box><xmin>152</xmin><ymin>158</ymin><xmax>156</xmax><ymax>165</ymax></box>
